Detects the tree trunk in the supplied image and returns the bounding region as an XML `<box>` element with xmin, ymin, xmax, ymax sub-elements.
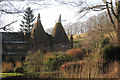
<box><xmin>116</xmin><ymin>19</ymin><xmax>120</xmax><ymax>45</ymax></box>
<box><xmin>116</xmin><ymin>2</ymin><xmax>120</xmax><ymax>45</ymax></box>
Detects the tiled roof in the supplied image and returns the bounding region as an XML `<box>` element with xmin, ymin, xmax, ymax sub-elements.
<box><xmin>4</xmin><ymin>41</ymin><xmax>28</xmax><ymax>44</ymax></box>
<box><xmin>2</xmin><ymin>32</ymin><xmax>24</xmax><ymax>41</ymax></box>
<box><xmin>52</xmin><ymin>22</ymin><xmax>70</xmax><ymax>43</ymax></box>
<box><xmin>52</xmin><ymin>15</ymin><xmax>69</xmax><ymax>43</ymax></box>
<box><xmin>7</xmin><ymin>51</ymin><xmax>27</xmax><ymax>54</ymax></box>
<box><xmin>31</xmin><ymin>14</ymin><xmax>51</xmax><ymax>43</ymax></box>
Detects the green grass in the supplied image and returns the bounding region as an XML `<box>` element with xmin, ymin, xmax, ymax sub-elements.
<box><xmin>73</xmin><ymin>41</ymin><xmax>80</xmax><ymax>43</ymax></box>
<box><xmin>0</xmin><ymin>73</ymin><xmax>24</xmax><ymax>78</ymax></box>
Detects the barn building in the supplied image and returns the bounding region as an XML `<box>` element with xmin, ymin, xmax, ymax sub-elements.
<box><xmin>2</xmin><ymin>13</ymin><xmax>72</xmax><ymax>62</ymax></box>
<box><xmin>30</xmin><ymin>13</ymin><xmax>71</xmax><ymax>52</ymax></box>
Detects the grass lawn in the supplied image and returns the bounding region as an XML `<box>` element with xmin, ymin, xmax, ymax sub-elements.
<box><xmin>73</xmin><ymin>41</ymin><xmax>80</xmax><ymax>43</ymax></box>
<box><xmin>0</xmin><ymin>73</ymin><xmax>24</xmax><ymax>78</ymax></box>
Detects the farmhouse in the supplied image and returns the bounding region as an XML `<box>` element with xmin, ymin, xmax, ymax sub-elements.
<box><xmin>2</xmin><ymin>13</ymin><xmax>72</xmax><ymax>58</ymax></box>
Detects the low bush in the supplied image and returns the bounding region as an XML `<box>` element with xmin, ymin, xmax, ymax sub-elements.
<box><xmin>101</xmin><ymin>37</ymin><xmax>110</xmax><ymax>48</ymax></box>
<box><xmin>15</xmin><ymin>61</ymin><xmax>22</xmax><ymax>68</ymax></box>
<box><xmin>24</xmin><ymin>50</ymin><xmax>44</xmax><ymax>73</ymax></box>
<box><xmin>14</xmin><ymin>67</ymin><xmax>24</xmax><ymax>73</ymax></box>
<box><xmin>2</xmin><ymin>62</ymin><xmax>14</xmax><ymax>73</ymax></box>
<box><xmin>101</xmin><ymin>45</ymin><xmax>120</xmax><ymax>62</ymax></box>
<box><xmin>59</xmin><ymin>60</ymin><xmax>103</xmax><ymax>78</ymax></box>
<box><xmin>43</xmin><ymin>52</ymin><xmax>73</xmax><ymax>71</ymax></box>
<box><xmin>66</xmin><ymin>49</ymin><xmax>85</xmax><ymax>59</ymax></box>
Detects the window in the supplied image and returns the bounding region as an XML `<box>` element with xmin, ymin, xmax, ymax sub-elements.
<box><xmin>62</xmin><ymin>45</ymin><xmax>64</xmax><ymax>48</ymax></box>
<box><xmin>7</xmin><ymin>46</ymin><xmax>10</xmax><ymax>49</ymax></box>
<box><xmin>18</xmin><ymin>46</ymin><xmax>23</xmax><ymax>49</ymax></box>
<box><xmin>62</xmin><ymin>44</ymin><xmax>69</xmax><ymax>48</ymax></box>
<box><xmin>7</xmin><ymin>46</ymin><xmax>13</xmax><ymax>49</ymax></box>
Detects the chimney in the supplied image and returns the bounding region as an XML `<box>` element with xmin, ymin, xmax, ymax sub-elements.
<box><xmin>70</xmin><ymin>35</ymin><xmax>73</xmax><ymax>49</ymax></box>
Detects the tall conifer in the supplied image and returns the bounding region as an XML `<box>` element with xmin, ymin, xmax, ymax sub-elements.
<box><xmin>20</xmin><ymin>7</ymin><xmax>35</xmax><ymax>33</ymax></box>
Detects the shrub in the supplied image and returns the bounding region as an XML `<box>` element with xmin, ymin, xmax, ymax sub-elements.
<box><xmin>43</xmin><ymin>52</ymin><xmax>73</xmax><ymax>71</ymax></box>
<box><xmin>2</xmin><ymin>62</ymin><xmax>14</xmax><ymax>73</ymax></box>
<box><xmin>14</xmin><ymin>67</ymin><xmax>24</xmax><ymax>73</ymax></box>
<box><xmin>24</xmin><ymin>50</ymin><xmax>44</xmax><ymax>73</ymax></box>
<box><xmin>101</xmin><ymin>45</ymin><xmax>120</xmax><ymax>62</ymax></box>
<box><xmin>14</xmin><ymin>61</ymin><xmax>24</xmax><ymax>73</ymax></box>
<box><xmin>60</xmin><ymin>60</ymin><xmax>102</xmax><ymax>78</ymax></box>
<box><xmin>101</xmin><ymin>37</ymin><xmax>110</xmax><ymax>48</ymax></box>
<box><xmin>66</xmin><ymin>49</ymin><xmax>85</xmax><ymax>59</ymax></box>
<box><xmin>15</xmin><ymin>61</ymin><xmax>22</xmax><ymax>68</ymax></box>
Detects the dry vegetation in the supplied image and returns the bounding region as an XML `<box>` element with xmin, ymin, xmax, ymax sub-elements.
<box><xmin>2</xmin><ymin>12</ymin><xmax>120</xmax><ymax>79</ymax></box>
<box><xmin>22</xmin><ymin>48</ymin><xmax>119</xmax><ymax>78</ymax></box>
<box><xmin>2</xmin><ymin>62</ymin><xmax>14</xmax><ymax>73</ymax></box>
<box><xmin>2</xmin><ymin>61</ymin><xmax>23</xmax><ymax>73</ymax></box>
<box><xmin>66</xmin><ymin>49</ymin><xmax>85</xmax><ymax>59</ymax></box>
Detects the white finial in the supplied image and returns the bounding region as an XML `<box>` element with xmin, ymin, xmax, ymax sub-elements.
<box><xmin>57</xmin><ymin>14</ymin><xmax>61</xmax><ymax>23</ymax></box>
<box><xmin>37</xmin><ymin>13</ymin><xmax>40</xmax><ymax>22</ymax></box>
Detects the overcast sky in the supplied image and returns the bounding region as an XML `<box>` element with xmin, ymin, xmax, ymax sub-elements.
<box><xmin>0</xmin><ymin>0</ymin><xmax>104</xmax><ymax>32</ymax></box>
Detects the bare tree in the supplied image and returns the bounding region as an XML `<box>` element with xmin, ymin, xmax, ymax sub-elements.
<box><xmin>84</xmin><ymin>11</ymin><xmax>116</xmax><ymax>49</ymax></box>
<box><xmin>64</xmin><ymin>23</ymin><xmax>73</xmax><ymax>35</ymax></box>
<box><xmin>78</xmin><ymin>0</ymin><xmax>120</xmax><ymax>45</ymax></box>
<box><xmin>72</xmin><ymin>22</ymin><xmax>84</xmax><ymax>34</ymax></box>
<box><xmin>0</xmin><ymin>1</ymin><xmax>52</xmax><ymax>31</ymax></box>
<box><xmin>104</xmin><ymin>0</ymin><xmax>120</xmax><ymax>45</ymax></box>
<box><xmin>1</xmin><ymin>20</ymin><xmax>17</xmax><ymax>31</ymax></box>
<box><xmin>64</xmin><ymin>22</ymin><xmax>85</xmax><ymax>35</ymax></box>
<box><xmin>0</xmin><ymin>0</ymin><xmax>84</xmax><ymax>31</ymax></box>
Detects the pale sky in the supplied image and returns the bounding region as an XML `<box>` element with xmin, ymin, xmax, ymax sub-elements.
<box><xmin>0</xmin><ymin>0</ymin><xmax>104</xmax><ymax>32</ymax></box>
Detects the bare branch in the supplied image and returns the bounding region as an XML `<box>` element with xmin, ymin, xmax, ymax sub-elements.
<box><xmin>79</xmin><ymin>10</ymin><xmax>90</xmax><ymax>18</ymax></box>
<box><xmin>79</xmin><ymin>5</ymin><xmax>106</xmax><ymax>13</ymax></box>
<box><xmin>8</xmin><ymin>2</ymin><xmax>19</xmax><ymax>12</ymax></box>
<box><xmin>110</xmin><ymin>1</ymin><xmax>119</xmax><ymax>21</ymax></box>
<box><xmin>55</xmin><ymin>0</ymin><xmax>84</xmax><ymax>7</ymax></box>
<box><xmin>0</xmin><ymin>1</ymin><xmax>50</xmax><ymax>14</ymax></box>
<box><xmin>106</xmin><ymin>2</ymin><xmax>116</xmax><ymax>31</ymax></box>
<box><xmin>0</xmin><ymin>9</ymin><xmax>24</xmax><ymax>14</ymax></box>
<box><xmin>1</xmin><ymin>20</ymin><xmax>17</xmax><ymax>31</ymax></box>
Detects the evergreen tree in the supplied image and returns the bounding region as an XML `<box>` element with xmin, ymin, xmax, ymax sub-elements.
<box><xmin>20</xmin><ymin>7</ymin><xmax>35</xmax><ymax>33</ymax></box>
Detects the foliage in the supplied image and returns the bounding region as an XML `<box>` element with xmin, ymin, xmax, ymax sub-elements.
<box><xmin>24</xmin><ymin>50</ymin><xmax>44</xmax><ymax>73</ymax></box>
<box><xmin>20</xmin><ymin>7</ymin><xmax>35</xmax><ymax>33</ymax></box>
<box><xmin>59</xmin><ymin>60</ymin><xmax>103</xmax><ymax>78</ymax></box>
<box><xmin>43</xmin><ymin>52</ymin><xmax>73</xmax><ymax>71</ymax></box>
<box><xmin>101</xmin><ymin>45</ymin><xmax>120</xmax><ymax>63</ymax></box>
<box><xmin>73</xmin><ymin>41</ymin><xmax>80</xmax><ymax>43</ymax></box>
<box><xmin>14</xmin><ymin>67</ymin><xmax>24</xmax><ymax>73</ymax></box>
<box><xmin>101</xmin><ymin>37</ymin><xmax>110</xmax><ymax>48</ymax></box>
<box><xmin>14</xmin><ymin>61</ymin><xmax>24</xmax><ymax>73</ymax></box>
<box><xmin>71</xmin><ymin>12</ymin><xmax>115</xmax><ymax>51</ymax></box>
<box><xmin>15</xmin><ymin>61</ymin><xmax>22</xmax><ymax>68</ymax></box>
<box><xmin>2</xmin><ymin>62</ymin><xmax>14</xmax><ymax>73</ymax></box>
<box><xmin>66</xmin><ymin>49</ymin><xmax>85</xmax><ymax>59</ymax></box>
